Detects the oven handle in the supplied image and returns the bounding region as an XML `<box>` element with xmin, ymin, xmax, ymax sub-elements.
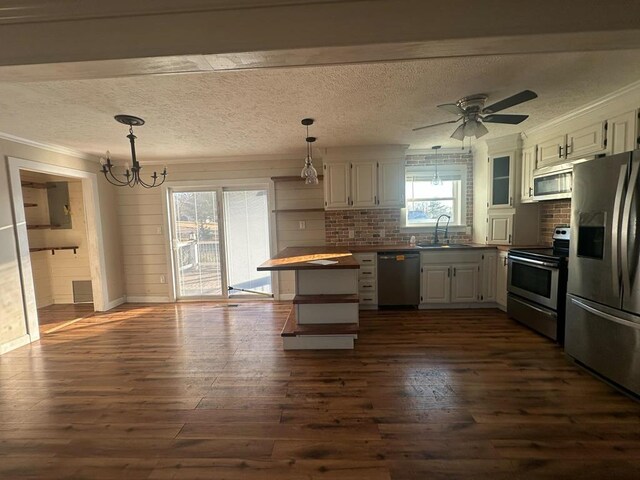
<box><xmin>508</xmin><ymin>257</ymin><xmax>558</xmax><ymax>268</ymax></box>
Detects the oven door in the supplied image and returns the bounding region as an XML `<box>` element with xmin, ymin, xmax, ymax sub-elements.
<box><xmin>508</xmin><ymin>255</ymin><xmax>559</xmax><ymax>309</ymax></box>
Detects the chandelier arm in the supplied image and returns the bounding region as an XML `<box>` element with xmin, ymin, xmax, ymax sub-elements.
<box><xmin>103</xmin><ymin>166</ymin><xmax>132</xmax><ymax>186</ymax></box>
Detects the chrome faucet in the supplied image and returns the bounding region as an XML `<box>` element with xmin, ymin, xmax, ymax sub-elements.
<box><xmin>433</xmin><ymin>214</ymin><xmax>451</xmax><ymax>245</ymax></box>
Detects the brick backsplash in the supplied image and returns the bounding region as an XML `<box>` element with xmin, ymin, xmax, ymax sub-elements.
<box><xmin>326</xmin><ymin>152</ymin><xmax>474</xmax><ymax>246</ymax></box>
<box><xmin>539</xmin><ymin>199</ymin><xmax>571</xmax><ymax>246</ymax></box>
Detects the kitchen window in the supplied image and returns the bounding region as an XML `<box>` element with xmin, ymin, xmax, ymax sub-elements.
<box><xmin>402</xmin><ymin>165</ymin><xmax>467</xmax><ymax>229</ymax></box>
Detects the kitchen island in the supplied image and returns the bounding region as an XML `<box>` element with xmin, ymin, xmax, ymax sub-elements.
<box><xmin>258</xmin><ymin>247</ymin><xmax>361</xmax><ymax>350</ymax></box>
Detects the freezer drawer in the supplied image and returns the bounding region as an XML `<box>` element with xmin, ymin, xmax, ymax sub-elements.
<box><xmin>377</xmin><ymin>252</ymin><xmax>420</xmax><ymax>306</ymax></box>
<box><xmin>566</xmin><ymin>294</ymin><xmax>640</xmax><ymax>397</ymax></box>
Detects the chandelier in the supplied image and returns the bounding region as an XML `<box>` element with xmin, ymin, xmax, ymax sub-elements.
<box><xmin>300</xmin><ymin>118</ymin><xmax>318</xmax><ymax>185</ymax></box>
<box><xmin>100</xmin><ymin>115</ymin><xmax>167</xmax><ymax>188</ymax></box>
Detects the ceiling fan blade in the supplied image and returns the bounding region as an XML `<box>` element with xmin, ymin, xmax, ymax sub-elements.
<box><xmin>482</xmin><ymin>90</ymin><xmax>537</xmax><ymax>114</ymax></box>
<box><xmin>450</xmin><ymin>123</ymin><xmax>466</xmax><ymax>141</ymax></box>
<box><xmin>483</xmin><ymin>114</ymin><xmax>529</xmax><ymax>124</ymax></box>
<box><xmin>412</xmin><ymin>118</ymin><xmax>461</xmax><ymax>132</ymax></box>
<box><xmin>437</xmin><ymin>103</ymin><xmax>465</xmax><ymax>115</ymax></box>
<box><xmin>475</xmin><ymin>122</ymin><xmax>489</xmax><ymax>138</ymax></box>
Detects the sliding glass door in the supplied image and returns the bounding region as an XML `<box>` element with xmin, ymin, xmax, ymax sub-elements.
<box><xmin>169</xmin><ymin>187</ymin><xmax>272</xmax><ymax>299</ymax></box>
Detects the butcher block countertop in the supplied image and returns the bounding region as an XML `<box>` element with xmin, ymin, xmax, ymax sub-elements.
<box><xmin>258</xmin><ymin>243</ymin><xmax>548</xmax><ymax>271</ymax></box>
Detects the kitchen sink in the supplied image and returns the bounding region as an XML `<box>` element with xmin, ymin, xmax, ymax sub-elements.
<box><xmin>416</xmin><ymin>243</ymin><xmax>474</xmax><ymax>249</ymax></box>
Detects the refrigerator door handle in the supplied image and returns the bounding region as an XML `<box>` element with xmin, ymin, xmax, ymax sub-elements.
<box><xmin>611</xmin><ymin>164</ymin><xmax>627</xmax><ymax>296</ymax></box>
<box><xmin>621</xmin><ymin>158</ymin><xmax>640</xmax><ymax>296</ymax></box>
<box><xmin>571</xmin><ymin>297</ymin><xmax>640</xmax><ymax>329</ymax></box>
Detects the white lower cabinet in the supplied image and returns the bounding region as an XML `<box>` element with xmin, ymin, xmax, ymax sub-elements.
<box><xmin>352</xmin><ymin>253</ymin><xmax>378</xmax><ymax>309</ymax></box>
<box><xmin>450</xmin><ymin>263</ymin><xmax>480</xmax><ymax>303</ymax></box>
<box><xmin>421</xmin><ymin>265</ymin><xmax>451</xmax><ymax>304</ymax></box>
<box><xmin>496</xmin><ymin>251</ymin><xmax>509</xmax><ymax>311</ymax></box>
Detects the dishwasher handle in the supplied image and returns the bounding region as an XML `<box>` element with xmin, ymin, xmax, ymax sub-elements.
<box><xmin>378</xmin><ymin>252</ymin><xmax>419</xmax><ymax>261</ymax></box>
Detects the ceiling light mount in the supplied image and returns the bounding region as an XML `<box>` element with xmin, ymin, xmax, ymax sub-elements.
<box><xmin>100</xmin><ymin>114</ymin><xmax>167</xmax><ymax>189</ymax></box>
<box><xmin>300</xmin><ymin>118</ymin><xmax>319</xmax><ymax>185</ymax></box>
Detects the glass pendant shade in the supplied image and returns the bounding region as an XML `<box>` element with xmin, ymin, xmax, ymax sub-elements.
<box><xmin>301</xmin><ymin>156</ymin><xmax>319</xmax><ymax>184</ymax></box>
<box><xmin>431</xmin><ymin>145</ymin><xmax>442</xmax><ymax>185</ymax></box>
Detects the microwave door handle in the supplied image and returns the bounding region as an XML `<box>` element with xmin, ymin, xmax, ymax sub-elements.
<box><xmin>621</xmin><ymin>158</ymin><xmax>640</xmax><ymax>296</ymax></box>
<box><xmin>612</xmin><ymin>163</ymin><xmax>627</xmax><ymax>296</ymax></box>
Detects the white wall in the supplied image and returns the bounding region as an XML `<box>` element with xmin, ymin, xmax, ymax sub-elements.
<box><xmin>118</xmin><ymin>157</ymin><xmax>325</xmax><ymax>301</ymax></box>
<box><xmin>472</xmin><ymin>141</ymin><xmax>489</xmax><ymax>244</ymax></box>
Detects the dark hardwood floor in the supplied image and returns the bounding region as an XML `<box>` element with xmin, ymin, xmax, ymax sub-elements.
<box><xmin>1</xmin><ymin>302</ymin><xmax>639</xmax><ymax>479</ymax></box>
<box><xmin>37</xmin><ymin>303</ymin><xmax>95</xmax><ymax>335</ymax></box>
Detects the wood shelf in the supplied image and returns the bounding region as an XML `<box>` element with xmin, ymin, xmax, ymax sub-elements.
<box><xmin>24</xmin><ymin>203</ymin><xmax>38</xmax><ymax>208</ymax></box>
<box><xmin>21</xmin><ymin>181</ymin><xmax>54</xmax><ymax>189</ymax></box>
<box><xmin>29</xmin><ymin>246</ymin><xmax>78</xmax><ymax>255</ymax></box>
<box><xmin>271</xmin><ymin>175</ymin><xmax>324</xmax><ymax>182</ymax></box>
<box><xmin>293</xmin><ymin>294</ymin><xmax>360</xmax><ymax>305</ymax></box>
<box><xmin>272</xmin><ymin>208</ymin><xmax>325</xmax><ymax>213</ymax></box>
<box><xmin>281</xmin><ymin>310</ymin><xmax>359</xmax><ymax>337</ymax></box>
<box><xmin>27</xmin><ymin>224</ymin><xmax>60</xmax><ymax>230</ymax></box>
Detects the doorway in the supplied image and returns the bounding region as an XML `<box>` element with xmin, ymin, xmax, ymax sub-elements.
<box><xmin>169</xmin><ymin>186</ymin><xmax>273</xmax><ymax>299</ymax></box>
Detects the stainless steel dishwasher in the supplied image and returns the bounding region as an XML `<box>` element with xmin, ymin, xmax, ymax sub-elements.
<box><xmin>377</xmin><ymin>251</ymin><xmax>420</xmax><ymax>306</ymax></box>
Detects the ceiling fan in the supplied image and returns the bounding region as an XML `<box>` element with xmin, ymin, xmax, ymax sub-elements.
<box><xmin>413</xmin><ymin>90</ymin><xmax>538</xmax><ymax>140</ymax></box>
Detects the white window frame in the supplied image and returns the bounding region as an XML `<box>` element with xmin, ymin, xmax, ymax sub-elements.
<box><xmin>401</xmin><ymin>165</ymin><xmax>468</xmax><ymax>232</ymax></box>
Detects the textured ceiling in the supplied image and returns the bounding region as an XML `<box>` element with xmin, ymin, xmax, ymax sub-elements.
<box><xmin>1</xmin><ymin>50</ymin><xmax>640</xmax><ymax>161</ymax></box>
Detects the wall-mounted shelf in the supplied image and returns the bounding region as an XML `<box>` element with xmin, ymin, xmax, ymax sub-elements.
<box><xmin>27</xmin><ymin>224</ymin><xmax>60</xmax><ymax>230</ymax></box>
<box><xmin>272</xmin><ymin>208</ymin><xmax>325</xmax><ymax>213</ymax></box>
<box><xmin>21</xmin><ymin>181</ymin><xmax>55</xmax><ymax>189</ymax></box>
<box><xmin>29</xmin><ymin>246</ymin><xmax>78</xmax><ymax>255</ymax></box>
<box><xmin>271</xmin><ymin>175</ymin><xmax>324</xmax><ymax>182</ymax></box>
<box><xmin>24</xmin><ymin>203</ymin><xmax>38</xmax><ymax>208</ymax></box>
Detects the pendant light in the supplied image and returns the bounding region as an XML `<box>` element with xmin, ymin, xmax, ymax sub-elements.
<box><xmin>100</xmin><ymin>115</ymin><xmax>167</xmax><ymax>188</ymax></box>
<box><xmin>300</xmin><ymin>118</ymin><xmax>319</xmax><ymax>185</ymax></box>
<box><xmin>431</xmin><ymin>145</ymin><xmax>442</xmax><ymax>186</ymax></box>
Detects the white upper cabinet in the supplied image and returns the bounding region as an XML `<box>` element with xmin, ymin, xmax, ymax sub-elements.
<box><xmin>520</xmin><ymin>146</ymin><xmax>536</xmax><ymax>203</ymax></box>
<box><xmin>488</xmin><ymin>153</ymin><xmax>514</xmax><ymax>209</ymax></box>
<box><xmin>565</xmin><ymin>121</ymin><xmax>607</xmax><ymax>160</ymax></box>
<box><xmin>537</xmin><ymin>135</ymin><xmax>566</xmax><ymax>168</ymax></box>
<box><xmin>377</xmin><ymin>159</ymin><xmax>405</xmax><ymax>207</ymax></box>
<box><xmin>487</xmin><ymin>211</ymin><xmax>513</xmax><ymax>245</ymax></box>
<box><xmin>350</xmin><ymin>161</ymin><xmax>377</xmax><ymax>208</ymax></box>
<box><xmin>323</xmin><ymin>162</ymin><xmax>351</xmax><ymax>209</ymax></box>
<box><xmin>609</xmin><ymin>110</ymin><xmax>638</xmax><ymax>155</ymax></box>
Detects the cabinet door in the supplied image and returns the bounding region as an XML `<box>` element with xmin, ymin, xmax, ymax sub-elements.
<box><xmin>566</xmin><ymin>121</ymin><xmax>606</xmax><ymax>159</ymax></box>
<box><xmin>488</xmin><ymin>154</ymin><xmax>514</xmax><ymax>209</ymax></box>
<box><xmin>496</xmin><ymin>252</ymin><xmax>509</xmax><ymax>308</ymax></box>
<box><xmin>537</xmin><ymin>135</ymin><xmax>566</xmax><ymax>167</ymax></box>
<box><xmin>377</xmin><ymin>159</ymin><xmax>404</xmax><ymax>207</ymax></box>
<box><xmin>350</xmin><ymin>161</ymin><xmax>377</xmax><ymax>208</ymax></box>
<box><xmin>323</xmin><ymin>162</ymin><xmax>351</xmax><ymax>209</ymax></box>
<box><xmin>609</xmin><ymin>110</ymin><xmax>638</xmax><ymax>155</ymax></box>
<box><xmin>520</xmin><ymin>147</ymin><xmax>535</xmax><ymax>203</ymax></box>
<box><xmin>451</xmin><ymin>263</ymin><xmax>479</xmax><ymax>303</ymax></box>
<box><xmin>482</xmin><ymin>251</ymin><xmax>497</xmax><ymax>302</ymax></box>
<box><xmin>487</xmin><ymin>212</ymin><xmax>513</xmax><ymax>245</ymax></box>
<box><xmin>421</xmin><ymin>265</ymin><xmax>451</xmax><ymax>304</ymax></box>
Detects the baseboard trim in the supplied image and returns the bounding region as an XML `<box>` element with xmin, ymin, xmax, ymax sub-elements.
<box><xmin>101</xmin><ymin>296</ymin><xmax>126</xmax><ymax>311</ymax></box>
<box><xmin>125</xmin><ymin>295</ymin><xmax>171</xmax><ymax>303</ymax></box>
<box><xmin>0</xmin><ymin>334</ymin><xmax>32</xmax><ymax>355</ymax></box>
<box><xmin>419</xmin><ymin>303</ymin><xmax>500</xmax><ymax>310</ymax></box>
<box><xmin>278</xmin><ymin>293</ymin><xmax>295</xmax><ymax>301</ymax></box>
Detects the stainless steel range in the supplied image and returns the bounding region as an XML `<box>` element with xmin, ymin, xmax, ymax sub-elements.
<box><xmin>507</xmin><ymin>227</ymin><xmax>570</xmax><ymax>344</ymax></box>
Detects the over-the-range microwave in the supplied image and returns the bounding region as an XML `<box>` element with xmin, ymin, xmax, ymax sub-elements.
<box><xmin>533</xmin><ymin>163</ymin><xmax>573</xmax><ymax>201</ymax></box>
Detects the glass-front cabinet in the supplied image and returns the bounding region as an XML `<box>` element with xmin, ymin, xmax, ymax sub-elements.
<box><xmin>488</xmin><ymin>153</ymin><xmax>514</xmax><ymax>209</ymax></box>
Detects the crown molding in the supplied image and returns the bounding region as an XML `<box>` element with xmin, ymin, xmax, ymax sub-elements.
<box><xmin>0</xmin><ymin>130</ymin><xmax>96</xmax><ymax>161</ymax></box>
<box><xmin>525</xmin><ymin>79</ymin><xmax>640</xmax><ymax>136</ymax></box>
<box><xmin>406</xmin><ymin>147</ymin><xmax>472</xmax><ymax>156</ymax></box>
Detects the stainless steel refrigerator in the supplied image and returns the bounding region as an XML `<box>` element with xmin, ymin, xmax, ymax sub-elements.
<box><xmin>566</xmin><ymin>150</ymin><xmax>640</xmax><ymax>397</ymax></box>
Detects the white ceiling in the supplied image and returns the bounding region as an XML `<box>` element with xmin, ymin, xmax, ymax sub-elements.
<box><xmin>1</xmin><ymin>49</ymin><xmax>640</xmax><ymax>161</ymax></box>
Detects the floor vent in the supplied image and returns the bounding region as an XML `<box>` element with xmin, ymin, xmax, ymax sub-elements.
<box><xmin>72</xmin><ymin>280</ymin><xmax>93</xmax><ymax>303</ymax></box>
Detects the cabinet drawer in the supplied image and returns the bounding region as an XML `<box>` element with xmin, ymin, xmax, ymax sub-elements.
<box><xmin>359</xmin><ymin>294</ymin><xmax>377</xmax><ymax>305</ymax></box>
<box><xmin>353</xmin><ymin>253</ymin><xmax>376</xmax><ymax>266</ymax></box>
<box><xmin>359</xmin><ymin>266</ymin><xmax>376</xmax><ymax>279</ymax></box>
<box><xmin>359</xmin><ymin>280</ymin><xmax>376</xmax><ymax>291</ymax></box>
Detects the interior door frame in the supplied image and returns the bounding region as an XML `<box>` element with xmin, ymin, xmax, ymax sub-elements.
<box><xmin>161</xmin><ymin>178</ymin><xmax>277</xmax><ymax>302</ymax></box>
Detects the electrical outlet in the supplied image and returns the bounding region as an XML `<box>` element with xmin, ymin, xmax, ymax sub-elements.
<box><xmin>159</xmin><ymin>275</ymin><xmax>166</xmax><ymax>284</ymax></box>
<box><xmin>379</xmin><ymin>228</ymin><xmax>385</xmax><ymax>238</ymax></box>
<box><xmin>348</xmin><ymin>228</ymin><xmax>355</xmax><ymax>239</ymax></box>
<box><xmin>298</xmin><ymin>221</ymin><xmax>306</xmax><ymax>230</ymax></box>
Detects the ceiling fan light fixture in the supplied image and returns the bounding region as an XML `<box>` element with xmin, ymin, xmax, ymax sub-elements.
<box><xmin>450</xmin><ymin>123</ymin><xmax>466</xmax><ymax>141</ymax></box>
<box><xmin>300</xmin><ymin>118</ymin><xmax>319</xmax><ymax>185</ymax></box>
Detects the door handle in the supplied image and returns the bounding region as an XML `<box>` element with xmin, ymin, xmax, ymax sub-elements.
<box><xmin>453</xmin><ymin>267</ymin><xmax>456</xmax><ymax>277</ymax></box>
<box><xmin>447</xmin><ymin>267</ymin><xmax>450</xmax><ymax>278</ymax></box>
<box><xmin>621</xmin><ymin>159</ymin><xmax>640</xmax><ymax>295</ymax></box>
<box><xmin>612</xmin><ymin>163</ymin><xmax>627</xmax><ymax>296</ymax></box>
<box><xmin>571</xmin><ymin>297</ymin><xmax>640</xmax><ymax>330</ymax></box>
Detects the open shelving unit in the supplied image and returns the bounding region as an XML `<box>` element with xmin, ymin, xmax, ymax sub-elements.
<box><xmin>29</xmin><ymin>246</ymin><xmax>78</xmax><ymax>255</ymax></box>
<box><xmin>27</xmin><ymin>224</ymin><xmax>60</xmax><ymax>230</ymax></box>
<box><xmin>271</xmin><ymin>175</ymin><xmax>324</xmax><ymax>183</ymax></box>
